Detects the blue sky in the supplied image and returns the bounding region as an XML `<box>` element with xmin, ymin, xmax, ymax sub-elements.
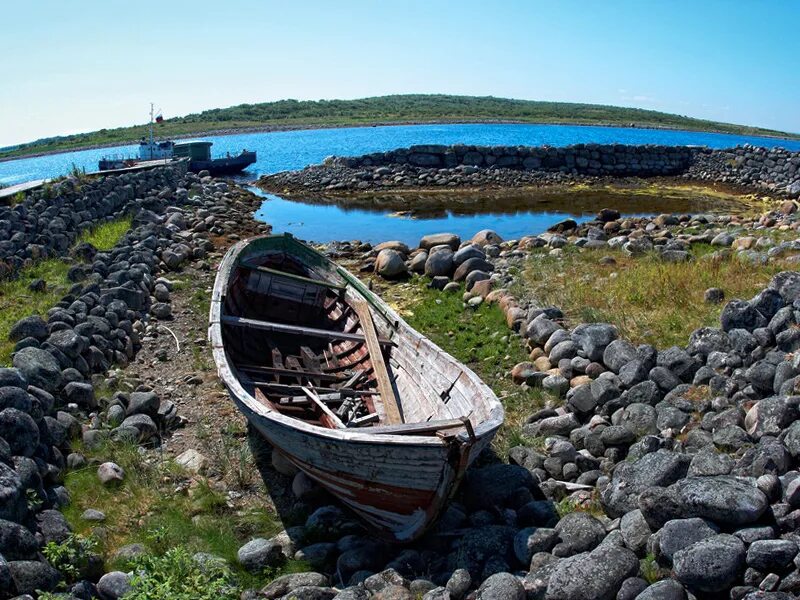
<box><xmin>1</xmin><ymin>0</ymin><xmax>799</xmax><ymax>146</ymax></box>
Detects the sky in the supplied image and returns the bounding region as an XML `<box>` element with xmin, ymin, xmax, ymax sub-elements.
<box><xmin>1</xmin><ymin>0</ymin><xmax>799</xmax><ymax>147</ymax></box>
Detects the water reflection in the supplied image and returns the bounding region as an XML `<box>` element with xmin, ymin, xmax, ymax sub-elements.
<box><xmin>252</xmin><ymin>184</ymin><xmax>746</xmax><ymax>245</ymax></box>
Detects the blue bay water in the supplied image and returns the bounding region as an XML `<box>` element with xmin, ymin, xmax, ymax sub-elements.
<box><xmin>3</xmin><ymin>123</ymin><xmax>799</xmax><ymax>244</ymax></box>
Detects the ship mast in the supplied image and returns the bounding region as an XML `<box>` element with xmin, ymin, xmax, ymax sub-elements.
<box><xmin>148</xmin><ymin>103</ymin><xmax>155</xmax><ymax>158</ymax></box>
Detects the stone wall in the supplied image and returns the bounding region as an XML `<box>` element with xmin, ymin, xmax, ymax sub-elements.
<box><xmin>327</xmin><ymin>143</ymin><xmax>800</xmax><ymax>197</ymax></box>
<box><xmin>331</xmin><ymin>144</ymin><xmax>696</xmax><ymax>176</ymax></box>
<box><xmin>0</xmin><ymin>162</ymin><xmax>188</xmax><ymax>275</ymax></box>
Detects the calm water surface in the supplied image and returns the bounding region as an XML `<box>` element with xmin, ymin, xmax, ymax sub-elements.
<box><xmin>3</xmin><ymin>123</ymin><xmax>795</xmax><ymax>243</ymax></box>
<box><xmin>3</xmin><ymin>123</ymin><xmax>800</xmax><ymax>186</ymax></box>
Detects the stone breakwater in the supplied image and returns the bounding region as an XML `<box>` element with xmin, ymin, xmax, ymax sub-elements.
<box><xmin>273</xmin><ymin>200</ymin><xmax>800</xmax><ymax>600</ymax></box>
<box><xmin>0</xmin><ymin>164</ymin><xmax>188</xmax><ymax>277</ymax></box>
<box><xmin>0</xmin><ymin>167</ymin><xmax>267</xmax><ymax>596</ymax></box>
<box><xmin>259</xmin><ymin>143</ymin><xmax>800</xmax><ymax>198</ymax></box>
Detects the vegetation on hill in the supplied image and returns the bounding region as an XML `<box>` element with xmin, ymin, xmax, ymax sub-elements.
<box><xmin>3</xmin><ymin>94</ymin><xmax>798</xmax><ymax>160</ymax></box>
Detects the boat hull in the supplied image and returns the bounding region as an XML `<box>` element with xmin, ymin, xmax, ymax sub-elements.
<box><xmin>209</xmin><ymin>235</ymin><xmax>503</xmax><ymax>541</ymax></box>
<box><xmin>190</xmin><ymin>151</ymin><xmax>256</xmax><ymax>175</ymax></box>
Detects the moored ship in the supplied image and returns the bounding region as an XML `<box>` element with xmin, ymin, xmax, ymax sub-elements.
<box><xmin>98</xmin><ymin>104</ymin><xmax>256</xmax><ymax>175</ymax></box>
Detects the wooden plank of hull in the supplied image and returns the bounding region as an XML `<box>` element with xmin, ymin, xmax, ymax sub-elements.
<box><xmin>241</xmin><ymin>400</ymin><xmax>465</xmax><ymax>539</ymax></box>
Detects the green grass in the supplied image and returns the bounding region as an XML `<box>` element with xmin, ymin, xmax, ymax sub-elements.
<box><xmin>77</xmin><ymin>215</ymin><xmax>133</xmax><ymax>251</ymax></box>
<box><xmin>382</xmin><ymin>276</ymin><xmax>555</xmax><ymax>458</ymax></box>
<box><xmin>62</xmin><ymin>439</ymin><xmax>286</xmax><ymax>589</ymax></box>
<box><xmin>0</xmin><ymin>216</ymin><xmax>133</xmax><ymax>365</ymax></box>
<box><xmin>0</xmin><ymin>259</ymin><xmax>71</xmax><ymax>365</ymax></box>
<box><xmin>3</xmin><ymin>94</ymin><xmax>797</xmax><ymax>160</ymax></box>
<box><xmin>516</xmin><ymin>245</ymin><xmax>790</xmax><ymax>349</ymax></box>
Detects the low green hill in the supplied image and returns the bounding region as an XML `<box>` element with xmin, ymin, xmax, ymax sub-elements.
<box><xmin>3</xmin><ymin>94</ymin><xmax>798</xmax><ymax>160</ymax></box>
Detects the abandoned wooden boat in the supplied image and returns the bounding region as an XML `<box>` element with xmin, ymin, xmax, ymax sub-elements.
<box><xmin>209</xmin><ymin>234</ymin><xmax>504</xmax><ymax>541</ymax></box>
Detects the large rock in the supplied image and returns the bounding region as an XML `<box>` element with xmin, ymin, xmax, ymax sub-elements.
<box><xmin>746</xmin><ymin>539</ymin><xmax>798</xmax><ymax>572</ymax></box>
<box><xmin>672</xmin><ymin>534</ymin><xmax>745</xmax><ymax>593</ymax></box>
<box><xmin>374</xmin><ymin>241</ymin><xmax>410</xmax><ymax>255</ymax></box>
<box><xmin>46</xmin><ymin>328</ymin><xmax>85</xmax><ymax>358</ymax></box>
<box><xmin>375</xmin><ymin>249</ymin><xmax>408</xmax><ymax>279</ymax></box>
<box><xmin>424</xmin><ymin>249</ymin><xmax>454</xmax><ymax>277</ymax></box>
<box><xmin>0</xmin><ymin>518</ymin><xmax>39</xmax><ymax>560</ymax></box>
<box><xmin>0</xmin><ymin>387</ymin><xmax>33</xmax><ymax>412</ymax></box>
<box><xmin>261</xmin><ymin>572</ymin><xmax>329</xmax><ymax>599</ymax></box>
<box><xmin>97</xmin><ymin>570</ymin><xmax>133</xmax><ymax>599</ymax></box>
<box><xmin>127</xmin><ymin>391</ymin><xmax>160</xmax><ymax>417</ymax></box>
<box><xmin>553</xmin><ymin>512</ymin><xmax>606</xmax><ymax>556</ymax></box>
<box><xmin>7</xmin><ymin>559</ymin><xmax>61</xmax><ymax>594</ymax></box>
<box><xmin>720</xmin><ymin>300</ymin><xmax>767</xmax><ymax>332</ymax></box>
<box><xmin>12</xmin><ymin>347</ymin><xmax>62</xmax><ymax>392</ymax></box>
<box><xmin>601</xmin><ymin>450</ymin><xmax>690</xmax><ymax>518</ymax></box>
<box><xmin>475</xmin><ymin>572</ymin><xmax>525</xmax><ymax>600</ymax></box>
<box><xmin>8</xmin><ymin>316</ymin><xmax>48</xmax><ymax>342</ymax></box>
<box><xmin>656</xmin><ymin>518</ymin><xmax>718</xmax><ymax>562</ymax></box>
<box><xmin>0</xmin><ymin>409</ymin><xmax>39</xmax><ymax>457</ymax></box>
<box><xmin>572</xmin><ymin>323</ymin><xmax>618</xmax><ymax>362</ymax></box>
<box><xmin>419</xmin><ymin>233</ymin><xmax>460</xmax><ymax>251</ymax></box>
<box><xmin>0</xmin><ymin>464</ymin><xmax>25</xmax><ymax>522</ymax></box>
<box><xmin>602</xmin><ymin>340</ymin><xmax>638</xmax><ymax>374</ymax></box>
<box><xmin>238</xmin><ymin>537</ymin><xmax>285</xmax><ymax>572</ymax></box>
<box><xmin>670</xmin><ymin>476</ymin><xmax>768</xmax><ymax>525</ymax></box>
<box><xmin>453</xmin><ymin>257</ymin><xmax>494</xmax><ymax>282</ymax></box>
<box><xmin>471</xmin><ymin>230</ymin><xmax>504</xmax><ymax>247</ymax></box>
<box><xmin>545</xmin><ymin>544</ymin><xmax>638</xmax><ymax>600</ymax></box>
<box><xmin>634</xmin><ymin>580</ymin><xmax>687</xmax><ymax>600</ymax></box>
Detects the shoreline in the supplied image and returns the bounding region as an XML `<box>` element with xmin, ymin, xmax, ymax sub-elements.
<box><xmin>3</xmin><ymin>117</ymin><xmax>800</xmax><ymax>164</ymax></box>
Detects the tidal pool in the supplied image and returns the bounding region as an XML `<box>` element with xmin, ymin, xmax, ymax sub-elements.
<box><xmin>252</xmin><ymin>183</ymin><xmax>755</xmax><ymax>245</ymax></box>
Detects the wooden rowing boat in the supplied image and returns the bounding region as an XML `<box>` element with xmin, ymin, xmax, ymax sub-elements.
<box><xmin>209</xmin><ymin>234</ymin><xmax>504</xmax><ymax>541</ymax></box>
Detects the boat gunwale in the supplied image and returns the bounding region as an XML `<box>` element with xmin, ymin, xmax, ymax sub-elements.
<box><xmin>209</xmin><ymin>234</ymin><xmax>504</xmax><ymax>447</ymax></box>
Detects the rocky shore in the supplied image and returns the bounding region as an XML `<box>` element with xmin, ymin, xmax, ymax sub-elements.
<box><xmin>258</xmin><ymin>143</ymin><xmax>800</xmax><ymax>200</ymax></box>
<box><xmin>285</xmin><ymin>196</ymin><xmax>800</xmax><ymax>600</ymax></box>
<box><xmin>0</xmin><ymin>164</ymin><xmax>269</xmax><ymax>597</ymax></box>
<box><xmin>7</xmin><ymin>148</ymin><xmax>800</xmax><ymax>600</ymax></box>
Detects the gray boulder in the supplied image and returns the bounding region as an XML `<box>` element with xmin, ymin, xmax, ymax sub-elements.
<box><xmin>670</xmin><ymin>476</ymin><xmax>768</xmax><ymax>525</ymax></box>
<box><xmin>572</xmin><ymin>323</ymin><xmax>618</xmax><ymax>362</ymax></box>
<box><xmin>7</xmin><ymin>559</ymin><xmax>61</xmax><ymax>594</ymax></box>
<box><xmin>545</xmin><ymin>544</ymin><xmax>638</xmax><ymax>600</ymax></box>
<box><xmin>745</xmin><ymin>539</ymin><xmax>797</xmax><ymax>571</ymax></box>
<box><xmin>12</xmin><ymin>347</ymin><xmax>62</xmax><ymax>392</ymax></box>
<box><xmin>97</xmin><ymin>570</ymin><xmax>133</xmax><ymax>599</ymax></box>
<box><xmin>0</xmin><ymin>518</ymin><xmax>39</xmax><ymax>560</ymax></box>
<box><xmin>656</xmin><ymin>518</ymin><xmax>718</xmax><ymax>562</ymax></box>
<box><xmin>601</xmin><ymin>450</ymin><xmax>690</xmax><ymax>518</ymax></box>
<box><xmin>0</xmin><ymin>409</ymin><xmax>38</xmax><ymax>457</ymax></box>
<box><xmin>424</xmin><ymin>249</ymin><xmax>454</xmax><ymax>277</ymax></box>
<box><xmin>634</xmin><ymin>579</ymin><xmax>687</xmax><ymax>600</ymax></box>
<box><xmin>8</xmin><ymin>316</ymin><xmax>48</xmax><ymax>342</ymax></box>
<box><xmin>453</xmin><ymin>257</ymin><xmax>494</xmax><ymax>282</ymax></box>
<box><xmin>238</xmin><ymin>537</ymin><xmax>285</xmax><ymax>572</ymax></box>
<box><xmin>420</xmin><ymin>233</ymin><xmax>460</xmax><ymax>251</ymax></box>
<box><xmin>553</xmin><ymin>512</ymin><xmax>606</xmax><ymax>557</ymax></box>
<box><xmin>375</xmin><ymin>249</ymin><xmax>408</xmax><ymax>279</ymax></box>
<box><xmin>603</xmin><ymin>340</ymin><xmax>638</xmax><ymax>374</ymax></box>
<box><xmin>261</xmin><ymin>572</ymin><xmax>329</xmax><ymax>599</ymax></box>
<box><xmin>476</xmin><ymin>572</ymin><xmax>524</xmax><ymax>600</ymax></box>
<box><xmin>672</xmin><ymin>534</ymin><xmax>745</xmax><ymax>593</ymax></box>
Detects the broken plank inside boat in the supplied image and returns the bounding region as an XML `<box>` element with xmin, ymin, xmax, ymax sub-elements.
<box><xmin>209</xmin><ymin>233</ymin><xmax>504</xmax><ymax>541</ymax></box>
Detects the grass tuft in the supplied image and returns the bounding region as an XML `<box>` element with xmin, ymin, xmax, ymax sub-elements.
<box><xmin>379</xmin><ymin>276</ymin><xmax>554</xmax><ymax>458</ymax></box>
<box><xmin>516</xmin><ymin>245</ymin><xmax>788</xmax><ymax>348</ymax></box>
<box><xmin>77</xmin><ymin>215</ymin><xmax>133</xmax><ymax>251</ymax></box>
